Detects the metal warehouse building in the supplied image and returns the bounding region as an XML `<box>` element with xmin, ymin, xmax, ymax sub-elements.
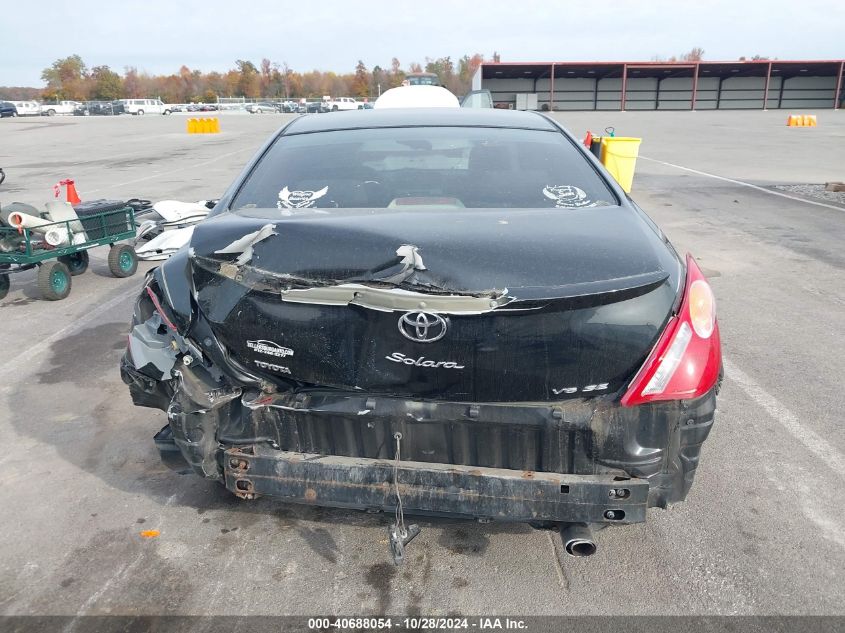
<box><xmin>471</xmin><ymin>60</ymin><xmax>845</xmax><ymax>111</ymax></box>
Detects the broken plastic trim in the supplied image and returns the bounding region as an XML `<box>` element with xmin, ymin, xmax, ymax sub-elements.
<box><xmin>189</xmin><ymin>253</ymin><xmax>511</xmax><ymax>313</ymax></box>
<box><xmin>280</xmin><ymin>283</ymin><xmax>511</xmax><ymax>313</ymax></box>
<box><xmin>189</xmin><ymin>253</ymin><xmax>669</xmax><ymax>313</ymax></box>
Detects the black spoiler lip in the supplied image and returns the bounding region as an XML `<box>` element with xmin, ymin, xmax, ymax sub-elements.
<box><xmin>502</xmin><ymin>270</ymin><xmax>670</xmax><ymax>310</ymax></box>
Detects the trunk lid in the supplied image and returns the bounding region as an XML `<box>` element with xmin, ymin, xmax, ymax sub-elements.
<box><xmin>190</xmin><ymin>207</ymin><xmax>682</xmax><ymax>402</ymax></box>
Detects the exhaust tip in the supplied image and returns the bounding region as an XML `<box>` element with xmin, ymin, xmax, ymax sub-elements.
<box><xmin>564</xmin><ymin>539</ymin><xmax>597</xmax><ymax>557</ymax></box>
<box><xmin>559</xmin><ymin>523</ymin><xmax>597</xmax><ymax>557</ymax></box>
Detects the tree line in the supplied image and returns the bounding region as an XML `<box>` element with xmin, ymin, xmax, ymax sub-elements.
<box><xmin>0</xmin><ymin>54</ymin><xmax>489</xmax><ymax>103</ymax></box>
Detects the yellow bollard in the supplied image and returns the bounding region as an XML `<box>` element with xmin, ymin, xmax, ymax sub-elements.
<box><xmin>787</xmin><ymin>114</ymin><xmax>818</xmax><ymax>127</ymax></box>
<box><xmin>187</xmin><ymin>116</ymin><xmax>221</xmax><ymax>134</ymax></box>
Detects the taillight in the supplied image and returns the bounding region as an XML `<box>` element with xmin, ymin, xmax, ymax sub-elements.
<box><xmin>621</xmin><ymin>254</ymin><xmax>721</xmax><ymax>407</ymax></box>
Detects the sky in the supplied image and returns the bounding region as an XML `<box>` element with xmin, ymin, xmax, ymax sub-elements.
<box><xmin>1</xmin><ymin>0</ymin><xmax>843</xmax><ymax>86</ymax></box>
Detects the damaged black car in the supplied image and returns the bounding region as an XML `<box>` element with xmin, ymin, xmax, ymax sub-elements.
<box><xmin>121</xmin><ymin>108</ymin><xmax>722</xmax><ymax>562</ymax></box>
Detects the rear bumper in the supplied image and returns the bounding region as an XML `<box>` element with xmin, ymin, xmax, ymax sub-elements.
<box><xmin>125</xmin><ymin>344</ymin><xmax>720</xmax><ymax>521</ymax></box>
<box><xmin>224</xmin><ymin>447</ymin><xmax>649</xmax><ymax>524</ymax></box>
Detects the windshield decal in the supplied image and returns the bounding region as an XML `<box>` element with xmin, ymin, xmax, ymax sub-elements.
<box><xmin>277</xmin><ymin>186</ymin><xmax>329</xmax><ymax>210</ymax></box>
<box><xmin>542</xmin><ymin>185</ymin><xmax>594</xmax><ymax>208</ymax></box>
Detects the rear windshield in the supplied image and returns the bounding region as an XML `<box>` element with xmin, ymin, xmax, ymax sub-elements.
<box><xmin>230</xmin><ymin>126</ymin><xmax>617</xmax><ymax>211</ymax></box>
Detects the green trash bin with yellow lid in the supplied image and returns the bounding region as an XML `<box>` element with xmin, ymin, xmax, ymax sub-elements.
<box><xmin>600</xmin><ymin>137</ymin><xmax>642</xmax><ymax>193</ymax></box>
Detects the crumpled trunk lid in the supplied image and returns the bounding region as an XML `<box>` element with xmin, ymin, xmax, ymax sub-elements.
<box><xmin>189</xmin><ymin>207</ymin><xmax>682</xmax><ymax>402</ymax></box>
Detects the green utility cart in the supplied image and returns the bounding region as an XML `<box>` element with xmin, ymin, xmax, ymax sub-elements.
<box><xmin>0</xmin><ymin>206</ymin><xmax>139</xmax><ymax>301</ymax></box>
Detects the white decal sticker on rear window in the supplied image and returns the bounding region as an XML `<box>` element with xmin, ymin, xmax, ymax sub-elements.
<box><xmin>277</xmin><ymin>186</ymin><xmax>329</xmax><ymax>209</ymax></box>
<box><xmin>542</xmin><ymin>185</ymin><xmax>594</xmax><ymax>208</ymax></box>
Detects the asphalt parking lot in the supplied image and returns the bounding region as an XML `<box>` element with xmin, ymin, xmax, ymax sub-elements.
<box><xmin>0</xmin><ymin>110</ymin><xmax>843</xmax><ymax>619</ymax></box>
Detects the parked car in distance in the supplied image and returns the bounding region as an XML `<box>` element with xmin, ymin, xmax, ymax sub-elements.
<box><xmin>120</xmin><ymin>99</ymin><xmax>174</xmax><ymax>115</ymax></box>
<box><xmin>83</xmin><ymin>101</ymin><xmax>122</xmax><ymax>116</ymax></box>
<box><xmin>41</xmin><ymin>101</ymin><xmax>80</xmax><ymax>116</ymax></box>
<box><xmin>305</xmin><ymin>101</ymin><xmax>325</xmax><ymax>113</ymax></box>
<box><xmin>10</xmin><ymin>101</ymin><xmax>41</xmax><ymax>116</ymax></box>
<box><xmin>121</xmin><ymin>108</ymin><xmax>723</xmax><ymax>563</ymax></box>
<box><xmin>357</xmin><ymin>102</ymin><xmax>374</xmax><ymax>109</ymax></box>
<box><xmin>73</xmin><ymin>103</ymin><xmax>90</xmax><ymax>116</ymax></box>
<box><xmin>246</xmin><ymin>102</ymin><xmax>277</xmax><ymax>114</ymax></box>
<box><xmin>0</xmin><ymin>102</ymin><xmax>17</xmax><ymax>117</ymax></box>
<box><xmin>327</xmin><ymin>96</ymin><xmax>360</xmax><ymax>111</ymax></box>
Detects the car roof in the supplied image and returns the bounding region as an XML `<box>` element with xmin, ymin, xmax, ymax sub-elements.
<box><xmin>282</xmin><ymin>107</ymin><xmax>558</xmax><ymax>135</ymax></box>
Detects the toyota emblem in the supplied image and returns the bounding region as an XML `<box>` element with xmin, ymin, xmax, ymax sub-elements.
<box><xmin>398</xmin><ymin>311</ymin><xmax>447</xmax><ymax>343</ymax></box>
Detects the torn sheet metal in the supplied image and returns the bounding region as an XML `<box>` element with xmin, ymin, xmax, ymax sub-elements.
<box><xmin>378</xmin><ymin>244</ymin><xmax>427</xmax><ymax>284</ymax></box>
<box><xmin>214</xmin><ymin>223</ymin><xmax>277</xmax><ymax>265</ymax></box>
<box><xmin>396</xmin><ymin>244</ymin><xmax>426</xmax><ymax>271</ymax></box>
<box><xmin>279</xmin><ymin>282</ymin><xmax>511</xmax><ymax>313</ymax></box>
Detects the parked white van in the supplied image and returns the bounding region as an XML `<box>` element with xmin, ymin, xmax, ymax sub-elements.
<box><xmin>121</xmin><ymin>99</ymin><xmax>174</xmax><ymax>115</ymax></box>
<box><xmin>11</xmin><ymin>101</ymin><xmax>41</xmax><ymax>116</ymax></box>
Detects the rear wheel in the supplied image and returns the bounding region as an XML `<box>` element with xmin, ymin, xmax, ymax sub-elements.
<box><xmin>37</xmin><ymin>261</ymin><xmax>72</xmax><ymax>301</ymax></box>
<box><xmin>58</xmin><ymin>251</ymin><xmax>89</xmax><ymax>276</ymax></box>
<box><xmin>137</xmin><ymin>109</ymin><xmax>144</xmax><ymax>116</ymax></box>
<box><xmin>108</xmin><ymin>244</ymin><xmax>138</xmax><ymax>278</ymax></box>
<box><xmin>46</xmin><ymin>109</ymin><xmax>56</xmax><ymax>116</ymax></box>
<box><xmin>0</xmin><ymin>274</ymin><xmax>9</xmax><ymax>300</ymax></box>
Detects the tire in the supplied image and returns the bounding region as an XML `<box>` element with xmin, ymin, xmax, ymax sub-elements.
<box><xmin>137</xmin><ymin>109</ymin><xmax>144</xmax><ymax>116</ymax></box>
<box><xmin>58</xmin><ymin>251</ymin><xmax>89</xmax><ymax>276</ymax></box>
<box><xmin>108</xmin><ymin>244</ymin><xmax>138</xmax><ymax>278</ymax></box>
<box><xmin>47</xmin><ymin>109</ymin><xmax>56</xmax><ymax>116</ymax></box>
<box><xmin>332</xmin><ymin>105</ymin><xmax>338</xmax><ymax>111</ymax></box>
<box><xmin>11</xmin><ymin>112</ymin><xmax>17</xmax><ymax>118</ymax></box>
<box><xmin>37</xmin><ymin>261</ymin><xmax>72</xmax><ymax>301</ymax></box>
<box><xmin>163</xmin><ymin>109</ymin><xmax>171</xmax><ymax>115</ymax></box>
<box><xmin>0</xmin><ymin>274</ymin><xmax>9</xmax><ymax>300</ymax></box>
